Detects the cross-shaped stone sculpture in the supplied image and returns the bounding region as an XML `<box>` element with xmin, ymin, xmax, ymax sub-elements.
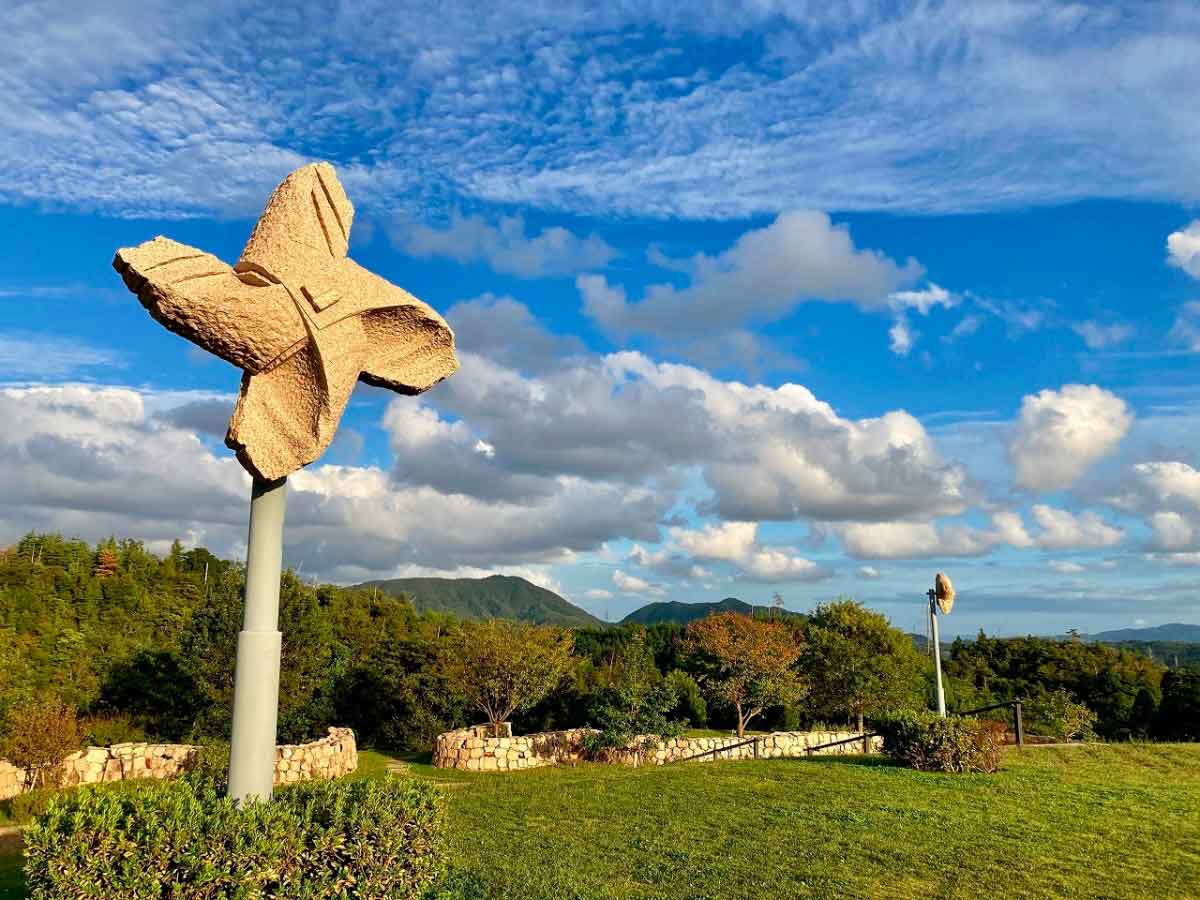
<box><xmin>113</xmin><ymin>163</ymin><xmax>458</xmax><ymax>803</ymax></box>
<box><xmin>114</xmin><ymin>162</ymin><xmax>458</xmax><ymax>481</ymax></box>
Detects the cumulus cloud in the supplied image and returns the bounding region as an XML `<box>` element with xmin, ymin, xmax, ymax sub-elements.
<box><xmin>838</xmin><ymin>505</ymin><xmax>1124</xmax><ymax>559</ymax></box>
<box><xmin>858</xmin><ymin>565</ymin><xmax>881</xmax><ymax>579</ymax></box>
<box><xmin>1048</xmin><ymin>560</ymin><xmax>1085</xmax><ymax>574</ymax></box>
<box><xmin>580</xmin><ymin>211</ymin><xmax>923</xmax><ymax>339</ymax></box>
<box><xmin>612</xmin><ymin>569</ymin><xmax>664</xmax><ymax>596</ymax></box>
<box><xmin>1167</xmin><ymin>221</ymin><xmax>1200</xmax><ymax>279</ymax></box>
<box><xmin>1008</xmin><ymin>385</ymin><xmax>1132</xmax><ymax>492</ymax></box>
<box><xmin>0</xmin><ymin>384</ymin><xmax>674</xmax><ymax>582</ymax></box>
<box><xmin>668</xmin><ymin>520</ymin><xmax>829</xmax><ymax>583</ymax></box>
<box><xmin>444</xmin><ymin>295</ymin><xmax>584</xmax><ymax>373</ymax></box>
<box><xmin>417</xmin><ymin>349</ymin><xmax>967</xmax><ymax>525</ymax></box>
<box><xmin>393</xmin><ymin>212</ymin><xmax>616</xmax><ymax>277</ymax></box>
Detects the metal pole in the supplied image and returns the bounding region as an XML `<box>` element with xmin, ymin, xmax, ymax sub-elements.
<box><xmin>227</xmin><ymin>476</ymin><xmax>287</xmax><ymax>805</ymax></box>
<box><xmin>929</xmin><ymin>590</ymin><xmax>946</xmax><ymax>717</ymax></box>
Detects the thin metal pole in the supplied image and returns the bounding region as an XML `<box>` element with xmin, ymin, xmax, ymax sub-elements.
<box><xmin>930</xmin><ymin>593</ymin><xmax>946</xmax><ymax>717</ymax></box>
<box><xmin>227</xmin><ymin>476</ymin><xmax>287</xmax><ymax>805</ymax></box>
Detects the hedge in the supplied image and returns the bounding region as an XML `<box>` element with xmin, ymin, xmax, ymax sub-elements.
<box><xmin>876</xmin><ymin>709</ymin><xmax>1005</xmax><ymax>773</ymax></box>
<box><xmin>23</xmin><ymin>775</ymin><xmax>444</xmax><ymax>899</ymax></box>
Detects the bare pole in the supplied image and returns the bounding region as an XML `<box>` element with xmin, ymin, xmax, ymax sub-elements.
<box><xmin>928</xmin><ymin>587</ymin><xmax>946</xmax><ymax>717</ymax></box>
<box><xmin>227</xmin><ymin>477</ymin><xmax>287</xmax><ymax>804</ymax></box>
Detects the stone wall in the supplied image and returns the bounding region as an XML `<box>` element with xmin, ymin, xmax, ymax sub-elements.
<box><xmin>0</xmin><ymin>727</ymin><xmax>357</xmax><ymax>800</ymax></box>
<box><xmin>434</xmin><ymin>725</ymin><xmax>881</xmax><ymax>772</ymax></box>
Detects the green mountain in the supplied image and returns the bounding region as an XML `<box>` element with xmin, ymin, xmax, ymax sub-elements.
<box><xmin>357</xmin><ymin>574</ymin><xmax>602</xmax><ymax>627</ymax></box>
<box><xmin>620</xmin><ymin>596</ymin><xmax>800</xmax><ymax>626</ymax></box>
<box><xmin>1089</xmin><ymin>623</ymin><xmax>1200</xmax><ymax>643</ymax></box>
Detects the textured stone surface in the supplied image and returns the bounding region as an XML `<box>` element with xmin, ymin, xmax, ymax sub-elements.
<box><xmin>113</xmin><ymin>163</ymin><xmax>458</xmax><ymax>480</ymax></box>
<box><xmin>0</xmin><ymin>727</ymin><xmax>357</xmax><ymax>800</ymax></box>
<box><xmin>433</xmin><ymin>725</ymin><xmax>881</xmax><ymax>772</ymax></box>
<box><xmin>936</xmin><ymin>571</ymin><xmax>956</xmax><ymax>614</ymax></box>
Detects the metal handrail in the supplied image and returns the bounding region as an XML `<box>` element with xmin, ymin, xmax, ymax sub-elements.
<box><xmin>674</xmin><ymin>734</ymin><xmax>762</xmax><ymax>764</ymax></box>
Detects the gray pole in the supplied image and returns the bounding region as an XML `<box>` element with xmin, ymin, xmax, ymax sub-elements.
<box><xmin>930</xmin><ymin>592</ymin><xmax>946</xmax><ymax>717</ymax></box>
<box><xmin>227</xmin><ymin>476</ymin><xmax>287</xmax><ymax>804</ymax></box>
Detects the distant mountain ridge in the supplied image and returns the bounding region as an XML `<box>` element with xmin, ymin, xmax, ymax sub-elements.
<box><xmin>358</xmin><ymin>575</ymin><xmax>602</xmax><ymax>627</ymax></box>
<box><xmin>1088</xmin><ymin>623</ymin><xmax>1200</xmax><ymax>643</ymax></box>
<box><xmin>619</xmin><ymin>596</ymin><xmax>800</xmax><ymax>625</ymax></box>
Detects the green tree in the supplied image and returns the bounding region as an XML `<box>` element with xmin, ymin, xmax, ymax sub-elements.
<box><xmin>587</xmin><ymin>630</ymin><xmax>683</xmax><ymax>749</ymax></box>
<box><xmin>683</xmin><ymin>612</ymin><xmax>804</xmax><ymax>737</ymax></box>
<box><xmin>800</xmin><ymin>600</ymin><xmax>926</xmax><ymax>733</ymax></box>
<box><xmin>442</xmin><ymin>620</ymin><xmax>574</xmax><ymax>734</ymax></box>
<box><xmin>1156</xmin><ymin>667</ymin><xmax>1200</xmax><ymax>741</ymax></box>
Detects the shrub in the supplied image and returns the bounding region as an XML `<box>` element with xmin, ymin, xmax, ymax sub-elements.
<box><xmin>585</xmin><ymin>632</ymin><xmax>683</xmax><ymax>758</ymax></box>
<box><xmin>665</xmin><ymin>670</ymin><xmax>707</xmax><ymax>727</ymax></box>
<box><xmin>0</xmin><ymin>695</ymin><xmax>83</xmax><ymax>789</ymax></box>
<box><xmin>5</xmin><ymin>786</ymin><xmax>61</xmax><ymax>824</ymax></box>
<box><xmin>181</xmin><ymin>739</ymin><xmax>230</xmax><ymax>793</ymax></box>
<box><xmin>24</xmin><ymin>775</ymin><xmax>444</xmax><ymax>899</ymax></box>
<box><xmin>876</xmin><ymin>710</ymin><xmax>1004</xmax><ymax>774</ymax></box>
<box><xmin>1024</xmin><ymin>689</ymin><xmax>1098</xmax><ymax>741</ymax></box>
<box><xmin>81</xmin><ymin>712</ymin><xmax>148</xmax><ymax>747</ymax></box>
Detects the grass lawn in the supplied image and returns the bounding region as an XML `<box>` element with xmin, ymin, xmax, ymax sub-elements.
<box><xmin>1</xmin><ymin>744</ymin><xmax>1197</xmax><ymax>898</ymax></box>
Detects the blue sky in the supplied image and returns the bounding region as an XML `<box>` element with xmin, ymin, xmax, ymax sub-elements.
<box><xmin>3</xmin><ymin>0</ymin><xmax>1200</xmax><ymax>635</ymax></box>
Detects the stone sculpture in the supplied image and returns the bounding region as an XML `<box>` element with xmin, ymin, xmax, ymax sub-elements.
<box><xmin>113</xmin><ymin>162</ymin><xmax>458</xmax><ymax>481</ymax></box>
<box><xmin>935</xmin><ymin>571</ymin><xmax>955</xmax><ymax>615</ymax></box>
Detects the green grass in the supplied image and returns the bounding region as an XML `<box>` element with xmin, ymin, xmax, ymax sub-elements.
<box><xmin>2</xmin><ymin>745</ymin><xmax>1197</xmax><ymax>899</ymax></box>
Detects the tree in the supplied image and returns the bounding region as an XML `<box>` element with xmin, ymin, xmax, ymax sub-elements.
<box><xmin>442</xmin><ymin>620</ymin><xmax>574</xmax><ymax>734</ymax></box>
<box><xmin>0</xmin><ymin>695</ymin><xmax>83</xmax><ymax>789</ymax></box>
<box><xmin>800</xmin><ymin>600</ymin><xmax>926</xmax><ymax>733</ymax></box>
<box><xmin>586</xmin><ymin>630</ymin><xmax>683</xmax><ymax>752</ymax></box>
<box><xmin>1156</xmin><ymin>667</ymin><xmax>1200</xmax><ymax>741</ymax></box>
<box><xmin>683</xmin><ymin>612</ymin><xmax>804</xmax><ymax>737</ymax></box>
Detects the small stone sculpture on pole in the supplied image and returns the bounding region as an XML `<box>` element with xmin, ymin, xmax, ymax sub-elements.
<box><xmin>926</xmin><ymin>571</ymin><xmax>955</xmax><ymax>716</ymax></box>
<box><xmin>113</xmin><ymin>162</ymin><xmax>458</xmax><ymax>803</ymax></box>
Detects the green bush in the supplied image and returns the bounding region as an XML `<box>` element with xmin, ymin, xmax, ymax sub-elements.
<box><xmin>180</xmin><ymin>739</ymin><xmax>231</xmax><ymax>793</ymax></box>
<box><xmin>876</xmin><ymin>710</ymin><xmax>1004</xmax><ymax>773</ymax></box>
<box><xmin>81</xmin><ymin>712</ymin><xmax>148</xmax><ymax>747</ymax></box>
<box><xmin>24</xmin><ymin>775</ymin><xmax>444</xmax><ymax>899</ymax></box>
<box><xmin>4</xmin><ymin>786</ymin><xmax>62</xmax><ymax>825</ymax></box>
<box><xmin>1024</xmin><ymin>689</ymin><xmax>1098</xmax><ymax>741</ymax></box>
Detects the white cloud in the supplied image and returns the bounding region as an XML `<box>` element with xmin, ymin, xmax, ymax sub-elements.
<box><xmin>392</xmin><ymin>212</ymin><xmax>616</xmax><ymax>277</ymax></box>
<box><xmin>888</xmin><ymin>317</ymin><xmax>916</xmax><ymax>356</ymax></box>
<box><xmin>584</xmin><ymin>588</ymin><xmax>613</xmax><ymax>600</ymax></box>
<box><xmin>1169</xmin><ymin>302</ymin><xmax>1200</xmax><ymax>351</ymax></box>
<box><xmin>668</xmin><ymin>520</ymin><xmax>829</xmax><ymax>583</ymax></box>
<box><xmin>612</xmin><ymin>569</ymin><xmax>664</xmax><ymax>596</ymax></box>
<box><xmin>673</xmin><ymin>521</ymin><xmax>758</xmax><ymax>562</ymax></box>
<box><xmin>838</xmin><ymin>505</ymin><xmax>1124</xmax><ymax>559</ymax></box>
<box><xmin>424</xmin><ymin>348</ymin><xmax>968</xmax><ymax>524</ymax></box>
<box><xmin>580</xmin><ymin>211</ymin><xmax>923</xmax><ymax>339</ymax></box>
<box><xmin>1048</xmin><ymin>560</ymin><xmax>1085</xmax><ymax>574</ymax></box>
<box><xmin>4</xmin><ymin>3</ymin><xmax>1200</xmax><ymax>220</ymax></box>
<box><xmin>1167</xmin><ymin>221</ymin><xmax>1200</xmax><ymax>279</ymax></box>
<box><xmin>1028</xmin><ymin>504</ymin><xmax>1124</xmax><ymax>550</ymax></box>
<box><xmin>1072</xmin><ymin>321</ymin><xmax>1134</xmax><ymax>350</ymax></box>
<box><xmin>858</xmin><ymin>565</ymin><xmax>881</xmax><ymax>579</ymax></box>
<box><xmin>0</xmin><ymin>333</ymin><xmax>122</xmax><ymax>377</ymax></box>
<box><xmin>838</xmin><ymin>520</ymin><xmax>994</xmax><ymax>560</ymax></box>
<box><xmin>888</xmin><ymin>283</ymin><xmax>956</xmax><ymax>315</ymax></box>
<box><xmin>1008</xmin><ymin>385</ymin><xmax>1132</xmax><ymax>492</ymax></box>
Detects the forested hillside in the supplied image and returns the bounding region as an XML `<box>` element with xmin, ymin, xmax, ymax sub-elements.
<box><xmin>620</xmin><ymin>597</ymin><xmax>797</xmax><ymax>625</ymax></box>
<box><xmin>359</xmin><ymin>575</ymin><xmax>601</xmax><ymax>627</ymax></box>
<box><xmin>2</xmin><ymin>532</ymin><xmax>1198</xmax><ymax>754</ymax></box>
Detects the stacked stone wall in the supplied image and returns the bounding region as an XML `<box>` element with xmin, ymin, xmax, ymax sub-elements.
<box><xmin>434</xmin><ymin>725</ymin><xmax>881</xmax><ymax>772</ymax></box>
<box><xmin>0</xmin><ymin>727</ymin><xmax>357</xmax><ymax>800</ymax></box>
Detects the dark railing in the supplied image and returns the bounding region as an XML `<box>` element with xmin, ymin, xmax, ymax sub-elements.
<box><xmin>674</xmin><ymin>734</ymin><xmax>763</xmax><ymax>764</ymax></box>
<box><xmin>953</xmin><ymin>699</ymin><xmax>1025</xmax><ymax>746</ymax></box>
<box><xmin>673</xmin><ymin>699</ymin><xmax>1026</xmax><ymax>765</ymax></box>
